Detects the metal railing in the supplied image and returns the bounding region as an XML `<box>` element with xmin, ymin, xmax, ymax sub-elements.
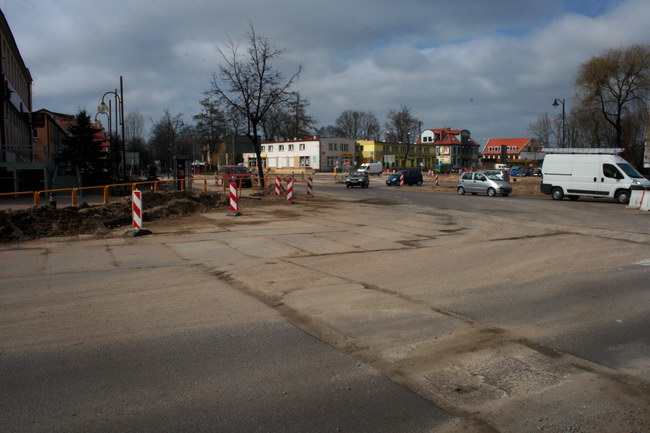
<box><xmin>0</xmin><ymin>175</ymin><xmax>292</xmax><ymax>207</ymax></box>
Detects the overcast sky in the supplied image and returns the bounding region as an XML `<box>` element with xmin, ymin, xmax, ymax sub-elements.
<box><xmin>4</xmin><ymin>0</ymin><xmax>650</xmax><ymax>144</ymax></box>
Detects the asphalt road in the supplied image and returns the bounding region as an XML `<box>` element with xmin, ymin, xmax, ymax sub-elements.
<box><xmin>2</xmin><ymin>178</ymin><xmax>650</xmax><ymax>432</ymax></box>
<box><xmin>319</xmin><ymin>179</ymin><xmax>650</xmax><ymax>376</ymax></box>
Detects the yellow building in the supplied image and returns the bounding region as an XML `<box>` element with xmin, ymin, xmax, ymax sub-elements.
<box><xmin>356</xmin><ymin>140</ymin><xmax>436</xmax><ymax>170</ymax></box>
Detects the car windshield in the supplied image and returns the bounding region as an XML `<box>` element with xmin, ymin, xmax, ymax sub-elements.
<box><xmin>616</xmin><ymin>163</ymin><xmax>644</xmax><ymax>179</ymax></box>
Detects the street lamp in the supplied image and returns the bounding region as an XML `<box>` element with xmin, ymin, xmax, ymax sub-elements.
<box><xmin>552</xmin><ymin>98</ymin><xmax>566</xmax><ymax>148</ymax></box>
<box><xmin>98</xmin><ymin>76</ymin><xmax>126</xmax><ymax>179</ymax></box>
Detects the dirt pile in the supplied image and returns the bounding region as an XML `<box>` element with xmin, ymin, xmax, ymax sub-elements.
<box><xmin>0</xmin><ymin>191</ymin><xmax>227</xmax><ymax>242</ymax></box>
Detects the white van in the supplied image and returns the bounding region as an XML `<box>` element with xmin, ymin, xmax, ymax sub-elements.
<box><xmin>541</xmin><ymin>153</ymin><xmax>650</xmax><ymax>203</ymax></box>
<box><xmin>357</xmin><ymin>162</ymin><xmax>383</xmax><ymax>176</ymax></box>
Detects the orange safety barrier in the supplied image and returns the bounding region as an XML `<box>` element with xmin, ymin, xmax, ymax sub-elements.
<box><xmin>0</xmin><ymin>174</ymin><xmax>287</xmax><ymax>208</ymax></box>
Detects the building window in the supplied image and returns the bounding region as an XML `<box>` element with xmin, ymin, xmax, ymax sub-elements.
<box><xmin>327</xmin><ymin>156</ymin><xmax>337</xmax><ymax>168</ymax></box>
<box><xmin>268</xmin><ymin>145</ymin><xmax>273</xmax><ymax>152</ymax></box>
<box><xmin>341</xmin><ymin>143</ymin><xmax>348</xmax><ymax>151</ymax></box>
<box><xmin>279</xmin><ymin>145</ymin><xmax>285</xmax><ymax>151</ymax></box>
<box><xmin>299</xmin><ymin>156</ymin><xmax>310</xmax><ymax>166</ymax></box>
<box><xmin>288</xmin><ymin>144</ymin><xmax>294</xmax><ymax>151</ymax></box>
<box><xmin>261</xmin><ymin>145</ymin><xmax>265</xmax><ymax>152</ymax></box>
<box><xmin>299</xmin><ymin>143</ymin><xmax>305</xmax><ymax>151</ymax></box>
<box><xmin>329</xmin><ymin>143</ymin><xmax>338</xmax><ymax>151</ymax></box>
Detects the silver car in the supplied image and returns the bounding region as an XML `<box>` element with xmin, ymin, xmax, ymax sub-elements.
<box><xmin>457</xmin><ymin>172</ymin><xmax>512</xmax><ymax>197</ymax></box>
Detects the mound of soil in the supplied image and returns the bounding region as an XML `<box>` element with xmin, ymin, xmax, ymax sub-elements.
<box><xmin>0</xmin><ymin>191</ymin><xmax>227</xmax><ymax>242</ymax></box>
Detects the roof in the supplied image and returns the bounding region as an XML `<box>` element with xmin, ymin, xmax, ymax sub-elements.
<box><xmin>482</xmin><ymin>138</ymin><xmax>533</xmax><ymax>154</ymax></box>
<box><xmin>419</xmin><ymin>128</ymin><xmax>480</xmax><ymax>146</ymax></box>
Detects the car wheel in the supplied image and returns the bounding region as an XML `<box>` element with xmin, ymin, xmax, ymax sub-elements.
<box><xmin>568</xmin><ymin>195</ymin><xmax>579</xmax><ymax>201</ymax></box>
<box><xmin>551</xmin><ymin>187</ymin><xmax>564</xmax><ymax>200</ymax></box>
<box><xmin>417</xmin><ymin>180</ymin><xmax>423</xmax><ymax>186</ymax></box>
<box><xmin>487</xmin><ymin>187</ymin><xmax>497</xmax><ymax>197</ymax></box>
<box><xmin>457</xmin><ymin>186</ymin><xmax>465</xmax><ymax>195</ymax></box>
<box><xmin>615</xmin><ymin>189</ymin><xmax>630</xmax><ymax>204</ymax></box>
<box><xmin>346</xmin><ymin>184</ymin><xmax>350</xmax><ymax>188</ymax></box>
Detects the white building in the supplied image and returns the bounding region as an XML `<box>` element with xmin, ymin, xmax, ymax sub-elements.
<box><xmin>243</xmin><ymin>137</ymin><xmax>356</xmax><ymax>172</ymax></box>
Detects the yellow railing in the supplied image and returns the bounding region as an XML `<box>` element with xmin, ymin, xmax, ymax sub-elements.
<box><xmin>0</xmin><ymin>175</ymin><xmax>291</xmax><ymax>207</ymax></box>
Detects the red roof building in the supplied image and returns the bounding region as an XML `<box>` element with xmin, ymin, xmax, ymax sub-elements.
<box><xmin>418</xmin><ymin>127</ymin><xmax>480</xmax><ymax>169</ymax></box>
<box><xmin>481</xmin><ymin>138</ymin><xmax>542</xmax><ymax>167</ymax></box>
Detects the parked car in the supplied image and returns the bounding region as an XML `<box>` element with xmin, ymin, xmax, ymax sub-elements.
<box><xmin>457</xmin><ymin>172</ymin><xmax>512</xmax><ymax>197</ymax></box>
<box><xmin>346</xmin><ymin>171</ymin><xmax>369</xmax><ymax>188</ymax></box>
<box><xmin>484</xmin><ymin>169</ymin><xmax>510</xmax><ymax>182</ymax></box>
<box><xmin>221</xmin><ymin>165</ymin><xmax>252</xmax><ymax>187</ymax></box>
<box><xmin>386</xmin><ymin>169</ymin><xmax>423</xmax><ymax>186</ymax></box>
<box><xmin>509</xmin><ymin>167</ymin><xmax>530</xmax><ymax>177</ymax></box>
<box><xmin>529</xmin><ymin>168</ymin><xmax>542</xmax><ymax>177</ymax></box>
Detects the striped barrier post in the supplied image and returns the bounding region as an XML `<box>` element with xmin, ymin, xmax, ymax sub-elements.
<box><xmin>434</xmin><ymin>173</ymin><xmax>439</xmax><ymax>186</ymax></box>
<box><xmin>307</xmin><ymin>176</ymin><xmax>313</xmax><ymax>198</ymax></box>
<box><xmin>275</xmin><ymin>176</ymin><xmax>281</xmax><ymax>196</ymax></box>
<box><xmin>132</xmin><ymin>189</ymin><xmax>143</xmax><ymax>231</ymax></box>
<box><xmin>399</xmin><ymin>173</ymin><xmax>404</xmax><ymax>187</ymax></box>
<box><xmin>124</xmin><ymin>188</ymin><xmax>152</xmax><ymax>237</ymax></box>
<box><xmin>229</xmin><ymin>181</ymin><xmax>241</xmax><ymax>216</ymax></box>
<box><xmin>286</xmin><ymin>177</ymin><xmax>294</xmax><ymax>203</ymax></box>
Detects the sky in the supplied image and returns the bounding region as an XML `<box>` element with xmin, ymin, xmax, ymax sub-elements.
<box><xmin>3</xmin><ymin>0</ymin><xmax>650</xmax><ymax>145</ymax></box>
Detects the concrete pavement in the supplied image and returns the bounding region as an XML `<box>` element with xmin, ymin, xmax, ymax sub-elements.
<box><xmin>2</xmin><ymin>191</ymin><xmax>650</xmax><ymax>432</ymax></box>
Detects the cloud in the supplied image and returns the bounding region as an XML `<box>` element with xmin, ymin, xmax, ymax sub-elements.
<box><xmin>4</xmin><ymin>0</ymin><xmax>650</xmax><ymax>142</ymax></box>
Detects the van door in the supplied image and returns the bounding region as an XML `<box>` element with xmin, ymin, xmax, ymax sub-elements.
<box><xmin>598</xmin><ymin>163</ymin><xmax>624</xmax><ymax>196</ymax></box>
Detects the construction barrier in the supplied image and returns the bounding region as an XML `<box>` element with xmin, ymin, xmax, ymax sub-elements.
<box><xmin>275</xmin><ymin>177</ymin><xmax>281</xmax><ymax>196</ymax></box>
<box><xmin>307</xmin><ymin>176</ymin><xmax>313</xmax><ymax>198</ymax></box>
<box><xmin>641</xmin><ymin>193</ymin><xmax>650</xmax><ymax>211</ymax></box>
<box><xmin>228</xmin><ymin>181</ymin><xmax>241</xmax><ymax>216</ymax></box>
<box><xmin>399</xmin><ymin>173</ymin><xmax>404</xmax><ymax>187</ymax></box>
<box><xmin>132</xmin><ymin>189</ymin><xmax>143</xmax><ymax>231</ymax></box>
<box><xmin>286</xmin><ymin>177</ymin><xmax>294</xmax><ymax>203</ymax></box>
<box><xmin>628</xmin><ymin>190</ymin><xmax>646</xmax><ymax>209</ymax></box>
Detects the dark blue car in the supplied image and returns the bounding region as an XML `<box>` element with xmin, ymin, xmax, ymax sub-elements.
<box><xmin>385</xmin><ymin>169</ymin><xmax>423</xmax><ymax>186</ymax></box>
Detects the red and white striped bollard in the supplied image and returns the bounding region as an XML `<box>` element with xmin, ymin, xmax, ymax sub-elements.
<box><xmin>399</xmin><ymin>173</ymin><xmax>404</xmax><ymax>187</ymax></box>
<box><xmin>228</xmin><ymin>181</ymin><xmax>241</xmax><ymax>216</ymax></box>
<box><xmin>307</xmin><ymin>176</ymin><xmax>313</xmax><ymax>198</ymax></box>
<box><xmin>132</xmin><ymin>189</ymin><xmax>143</xmax><ymax>231</ymax></box>
<box><xmin>286</xmin><ymin>177</ymin><xmax>294</xmax><ymax>203</ymax></box>
<box><xmin>274</xmin><ymin>176</ymin><xmax>281</xmax><ymax>196</ymax></box>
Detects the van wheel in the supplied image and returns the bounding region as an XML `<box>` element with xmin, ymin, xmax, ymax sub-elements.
<box><xmin>569</xmin><ymin>195</ymin><xmax>579</xmax><ymax>201</ymax></box>
<box><xmin>487</xmin><ymin>187</ymin><xmax>497</xmax><ymax>197</ymax></box>
<box><xmin>551</xmin><ymin>187</ymin><xmax>564</xmax><ymax>200</ymax></box>
<box><xmin>457</xmin><ymin>186</ymin><xmax>465</xmax><ymax>195</ymax></box>
<box><xmin>615</xmin><ymin>189</ymin><xmax>630</xmax><ymax>204</ymax></box>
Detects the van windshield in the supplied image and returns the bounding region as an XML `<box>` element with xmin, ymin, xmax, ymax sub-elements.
<box><xmin>616</xmin><ymin>163</ymin><xmax>643</xmax><ymax>179</ymax></box>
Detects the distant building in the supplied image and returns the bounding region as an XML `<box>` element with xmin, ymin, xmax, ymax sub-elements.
<box><xmin>0</xmin><ymin>9</ymin><xmax>34</xmax><ymax>191</ymax></box>
<box><xmin>419</xmin><ymin>128</ymin><xmax>480</xmax><ymax>169</ymax></box>
<box><xmin>357</xmin><ymin>139</ymin><xmax>436</xmax><ymax>170</ymax></box>
<box><xmin>243</xmin><ymin>136</ymin><xmax>356</xmax><ymax>172</ymax></box>
<box><xmin>481</xmin><ymin>138</ymin><xmax>542</xmax><ymax>168</ymax></box>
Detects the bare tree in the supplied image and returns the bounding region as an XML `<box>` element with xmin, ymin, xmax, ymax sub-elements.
<box><xmin>333</xmin><ymin>110</ymin><xmax>381</xmax><ymax>140</ymax></box>
<box><xmin>527</xmin><ymin>113</ymin><xmax>554</xmax><ymax>147</ymax></box>
<box><xmin>209</xmin><ymin>23</ymin><xmax>301</xmax><ymax>186</ymax></box>
<box><xmin>149</xmin><ymin>110</ymin><xmax>188</xmax><ymax>171</ymax></box>
<box><xmin>576</xmin><ymin>44</ymin><xmax>650</xmax><ymax>148</ymax></box>
<box><xmin>261</xmin><ymin>92</ymin><xmax>316</xmax><ymax>141</ymax></box>
<box><xmin>384</xmin><ymin>105</ymin><xmax>420</xmax><ymax>166</ymax></box>
<box><xmin>124</xmin><ymin>111</ymin><xmax>145</xmax><ymax>144</ymax></box>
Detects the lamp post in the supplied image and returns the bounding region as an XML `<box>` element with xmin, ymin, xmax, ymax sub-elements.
<box><xmin>98</xmin><ymin>76</ymin><xmax>126</xmax><ymax>180</ymax></box>
<box><xmin>552</xmin><ymin>98</ymin><xmax>566</xmax><ymax>148</ymax></box>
